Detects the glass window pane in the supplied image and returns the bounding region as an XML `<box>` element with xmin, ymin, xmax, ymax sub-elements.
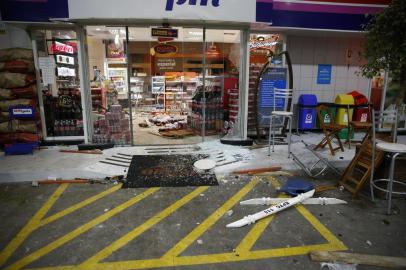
<box><xmin>33</xmin><ymin>29</ymin><xmax>85</xmax><ymax>139</ymax></box>
<box><xmin>86</xmin><ymin>26</ymin><xmax>131</xmax><ymax>145</ymax></box>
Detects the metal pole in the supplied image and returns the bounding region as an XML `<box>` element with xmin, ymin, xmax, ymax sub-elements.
<box><xmin>202</xmin><ymin>27</ymin><xmax>206</xmax><ymax>141</ymax></box>
<box><xmin>76</xmin><ymin>25</ymin><xmax>92</xmax><ymax>143</ymax></box>
<box><xmin>238</xmin><ymin>28</ymin><xmax>250</xmax><ymax>140</ymax></box>
<box><xmin>31</xmin><ymin>36</ymin><xmax>48</xmax><ymax>140</ymax></box>
<box><xmin>126</xmin><ymin>26</ymin><xmax>134</xmax><ymax>146</ymax></box>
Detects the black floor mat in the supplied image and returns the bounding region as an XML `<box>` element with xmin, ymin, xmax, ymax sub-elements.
<box><xmin>123</xmin><ymin>154</ymin><xmax>218</xmax><ymax>188</ymax></box>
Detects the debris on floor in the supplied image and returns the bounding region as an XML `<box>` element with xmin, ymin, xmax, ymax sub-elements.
<box><xmin>320</xmin><ymin>263</ymin><xmax>357</xmax><ymax>270</ymax></box>
<box><xmin>138</xmin><ymin>120</ymin><xmax>151</xmax><ymax>128</ymax></box>
<box><xmin>78</xmin><ymin>143</ymin><xmax>114</xmax><ymax>151</ymax></box>
<box><xmin>310</xmin><ymin>251</ymin><xmax>406</xmax><ymax>268</ymax></box>
<box><xmin>194</xmin><ymin>159</ymin><xmax>216</xmax><ymax>172</ymax></box>
<box><xmin>31</xmin><ymin>175</ymin><xmax>124</xmax><ymax>187</ymax></box>
<box><xmin>279</xmin><ymin>178</ymin><xmax>315</xmax><ymax>196</ymax></box>
<box><xmin>315</xmin><ymin>184</ymin><xmax>338</xmax><ymax>193</ymax></box>
<box><xmin>157</xmin><ymin>128</ymin><xmax>195</xmax><ymax>138</ymax></box>
<box><xmin>232</xmin><ymin>166</ymin><xmax>282</xmax><ymax>175</ymax></box>
<box><xmin>291</xmin><ymin>140</ymin><xmax>342</xmax><ymax>178</ymax></box>
<box><xmin>124</xmin><ymin>154</ymin><xmax>218</xmax><ymax>188</ymax></box>
<box><xmin>59</xmin><ymin>149</ymin><xmax>103</xmax><ymax>155</ymax></box>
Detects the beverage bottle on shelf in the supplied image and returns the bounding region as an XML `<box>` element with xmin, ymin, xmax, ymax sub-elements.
<box><xmin>58</xmin><ymin>120</ymin><xmax>64</xmax><ymax>136</ymax></box>
<box><xmin>71</xmin><ymin>108</ymin><xmax>76</xmax><ymax>119</ymax></box>
<box><xmin>75</xmin><ymin>107</ymin><xmax>82</xmax><ymax>119</ymax></box>
<box><xmin>65</xmin><ymin>120</ymin><xmax>70</xmax><ymax>136</ymax></box>
<box><xmin>54</xmin><ymin>120</ymin><xmax>59</xmax><ymax>136</ymax></box>
<box><xmin>63</xmin><ymin>119</ymin><xmax>69</xmax><ymax>136</ymax></box>
<box><xmin>70</xmin><ymin>120</ymin><xmax>75</xmax><ymax>136</ymax></box>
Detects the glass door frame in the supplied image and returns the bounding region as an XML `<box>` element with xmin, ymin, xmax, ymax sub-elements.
<box><xmin>79</xmin><ymin>23</ymin><xmax>250</xmax><ymax>145</ymax></box>
<box><xmin>30</xmin><ymin>25</ymin><xmax>89</xmax><ymax>143</ymax></box>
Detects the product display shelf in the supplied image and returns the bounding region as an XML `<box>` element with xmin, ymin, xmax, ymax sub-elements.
<box><xmin>49</xmin><ymin>43</ymin><xmax>84</xmax><ymax>138</ymax></box>
<box><xmin>164</xmin><ymin>78</ymin><xmax>198</xmax><ymax>114</ymax></box>
<box><xmin>91</xmin><ymin>87</ymin><xmax>106</xmax><ymax>113</ymax></box>
<box><xmin>188</xmin><ymin>76</ymin><xmax>223</xmax><ymax>134</ymax></box>
<box><xmin>227</xmin><ymin>65</ymin><xmax>259</xmax><ymax>132</ymax></box>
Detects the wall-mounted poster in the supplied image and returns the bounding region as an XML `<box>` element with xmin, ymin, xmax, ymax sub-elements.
<box><xmin>105</xmin><ymin>39</ymin><xmax>125</xmax><ymax>59</ymax></box>
<box><xmin>156</xmin><ymin>58</ymin><xmax>182</xmax><ymax>72</ymax></box>
<box><xmin>317</xmin><ymin>64</ymin><xmax>332</xmax><ymax>85</ymax></box>
<box><xmin>257</xmin><ymin>67</ymin><xmax>287</xmax><ymax>128</ymax></box>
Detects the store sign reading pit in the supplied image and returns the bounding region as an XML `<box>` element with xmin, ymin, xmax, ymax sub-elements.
<box><xmin>165</xmin><ymin>0</ymin><xmax>220</xmax><ymax>11</ymax></box>
<box><xmin>68</xmin><ymin>0</ymin><xmax>255</xmax><ymax>23</ymax></box>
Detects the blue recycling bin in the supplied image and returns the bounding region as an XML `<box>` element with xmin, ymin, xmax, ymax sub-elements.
<box><xmin>298</xmin><ymin>94</ymin><xmax>318</xmax><ymax>129</ymax></box>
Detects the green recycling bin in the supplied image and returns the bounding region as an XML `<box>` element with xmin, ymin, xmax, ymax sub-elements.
<box><xmin>316</xmin><ymin>103</ymin><xmax>336</xmax><ymax>128</ymax></box>
<box><xmin>338</xmin><ymin>127</ymin><xmax>354</xmax><ymax>140</ymax></box>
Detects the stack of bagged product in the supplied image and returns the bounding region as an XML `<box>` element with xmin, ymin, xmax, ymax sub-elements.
<box><xmin>0</xmin><ymin>48</ymin><xmax>39</xmax><ymax>146</ymax></box>
<box><xmin>93</xmin><ymin>104</ymin><xmax>130</xmax><ymax>145</ymax></box>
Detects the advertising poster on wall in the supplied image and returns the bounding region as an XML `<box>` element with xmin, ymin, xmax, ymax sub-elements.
<box><xmin>317</xmin><ymin>64</ymin><xmax>332</xmax><ymax>84</ymax></box>
<box><xmin>258</xmin><ymin>67</ymin><xmax>287</xmax><ymax>127</ymax></box>
<box><xmin>105</xmin><ymin>40</ymin><xmax>126</xmax><ymax>59</ymax></box>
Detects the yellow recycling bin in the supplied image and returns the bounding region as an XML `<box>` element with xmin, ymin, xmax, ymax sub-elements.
<box><xmin>335</xmin><ymin>94</ymin><xmax>354</xmax><ymax>125</ymax></box>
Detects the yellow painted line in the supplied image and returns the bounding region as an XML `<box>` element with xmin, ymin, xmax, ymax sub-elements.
<box><xmin>80</xmin><ymin>243</ymin><xmax>341</xmax><ymax>270</ymax></box>
<box><xmin>235</xmin><ymin>176</ymin><xmax>282</xmax><ymax>253</ymax></box>
<box><xmin>235</xmin><ymin>215</ymin><xmax>275</xmax><ymax>253</ymax></box>
<box><xmin>39</xmin><ymin>184</ymin><xmax>122</xmax><ymax>227</ymax></box>
<box><xmin>5</xmin><ymin>187</ymin><xmax>159</xmax><ymax>270</ymax></box>
<box><xmin>296</xmin><ymin>204</ymin><xmax>347</xmax><ymax>250</ymax></box>
<box><xmin>162</xmin><ymin>179</ymin><xmax>259</xmax><ymax>259</ymax></box>
<box><xmin>23</xmin><ymin>176</ymin><xmax>347</xmax><ymax>270</ymax></box>
<box><xmin>79</xmin><ymin>186</ymin><xmax>209</xmax><ymax>268</ymax></box>
<box><xmin>0</xmin><ymin>184</ymin><xmax>68</xmax><ymax>267</ymax></box>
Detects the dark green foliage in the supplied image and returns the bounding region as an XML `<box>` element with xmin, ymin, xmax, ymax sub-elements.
<box><xmin>362</xmin><ymin>0</ymin><xmax>406</xmax><ymax>103</ymax></box>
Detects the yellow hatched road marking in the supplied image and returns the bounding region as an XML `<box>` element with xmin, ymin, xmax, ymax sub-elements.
<box><xmin>39</xmin><ymin>184</ymin><xmax>122</xmax><ymax>227</ymax></box>
<box><xmin>0</xmin><ymin>183</ymin><xmax>122</xmax><ymax>267</ymax></box>
<box><xmin>11</xmin><ymin>176</ymin><xmax>347</xmax><ymax>270</ymax></box>
<box><xmin>0</xmin><ymin>184</ymin><xmax>68</xmax><ymax>267</ymax></box>
<box><xmin>5</xmin><ymin>187</ymin><xmax>159</xmax><ymax>270</ymax></box>
<box><xmin>28</xmin><ymin>243</ymin><xmax>345</xmax><ymax>270</ymax></box>
<box><xmin>162</xmin><ymin>178</ymin><xmax>259</xmax><ymax>259</ymax></box>
<box><xmin>79</xmin><ymin>186</ymin><xmax>209</xmax><ymax>268</ymax></box>
<box><xmin>234</xmin><ymin>176</ymin><xmax>281</xmax><ymax>253</ymax></box>
<box><xmin>296</xmin><ymin>204</ymin><xmax>344</xmax><ymax>247</ymax></box>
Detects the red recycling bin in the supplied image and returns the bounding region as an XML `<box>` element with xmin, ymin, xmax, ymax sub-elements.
<box><xmin>348</xmin><ymin>91</ymin><xmax>369</xmax><ymax>122</ymax></box>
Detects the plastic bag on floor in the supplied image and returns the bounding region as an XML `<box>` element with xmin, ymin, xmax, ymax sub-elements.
<box><xmin>321</xmin><ymin>263</ymin><xmax>357</xmax><ymax>270</ymax></box>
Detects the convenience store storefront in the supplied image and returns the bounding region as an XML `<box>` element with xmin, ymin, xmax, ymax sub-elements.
<box><xmin>0</xmin><ymin>0</ymin><xmax>392</xmax><ymax>145</ymax></box>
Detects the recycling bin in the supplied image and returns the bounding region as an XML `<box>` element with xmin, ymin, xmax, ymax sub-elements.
<box><xmin>348</xmin><ymin>90</ymin><xmax>369</xmax><ymax>122</ymax></box>
<box><xmin>298</xmin><ymin>94</ymin><xmax>318</xmax><ymax>129</ymax></box>
<box><xmin>316</xmin><ymin>102</ymin><xmax>336</xmax><ymax>128</ymax></box>
<box><xmin>335</xmin><ymin>94</ymin><xmax>354</xmax><ymax>125</ymax></box>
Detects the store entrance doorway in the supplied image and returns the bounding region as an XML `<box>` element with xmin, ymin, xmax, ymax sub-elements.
<box><xmin>86</xmin><ymin>26</ymin><xmax>242</xmax><ymax>146</ymax></box>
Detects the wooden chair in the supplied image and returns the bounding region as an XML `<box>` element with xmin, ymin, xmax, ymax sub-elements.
<box><xmin>314</xmin><ymin>104</ymin><xmax>345</xmax><ymax>156</ymax></box>
<box><xmin>347</xmin><ymin>103</ymin><xmax>373</xmax><ymax>148</ymax></box>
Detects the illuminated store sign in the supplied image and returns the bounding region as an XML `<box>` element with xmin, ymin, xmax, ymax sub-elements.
<box><xmin>165</xmin><ymin>0</ymin><xmax>220</xmax><ymax>11</ymax></box>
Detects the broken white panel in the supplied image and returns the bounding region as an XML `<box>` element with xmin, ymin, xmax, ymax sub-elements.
<box><xmin>227</xmin><ymin>189</ymin><xmax>315</xmax><ymax>228</ymax></box>
<box><xmin>240</xmin><ymin>197</ymin><xmax>347</xmax><ymax>205</ymax></box>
